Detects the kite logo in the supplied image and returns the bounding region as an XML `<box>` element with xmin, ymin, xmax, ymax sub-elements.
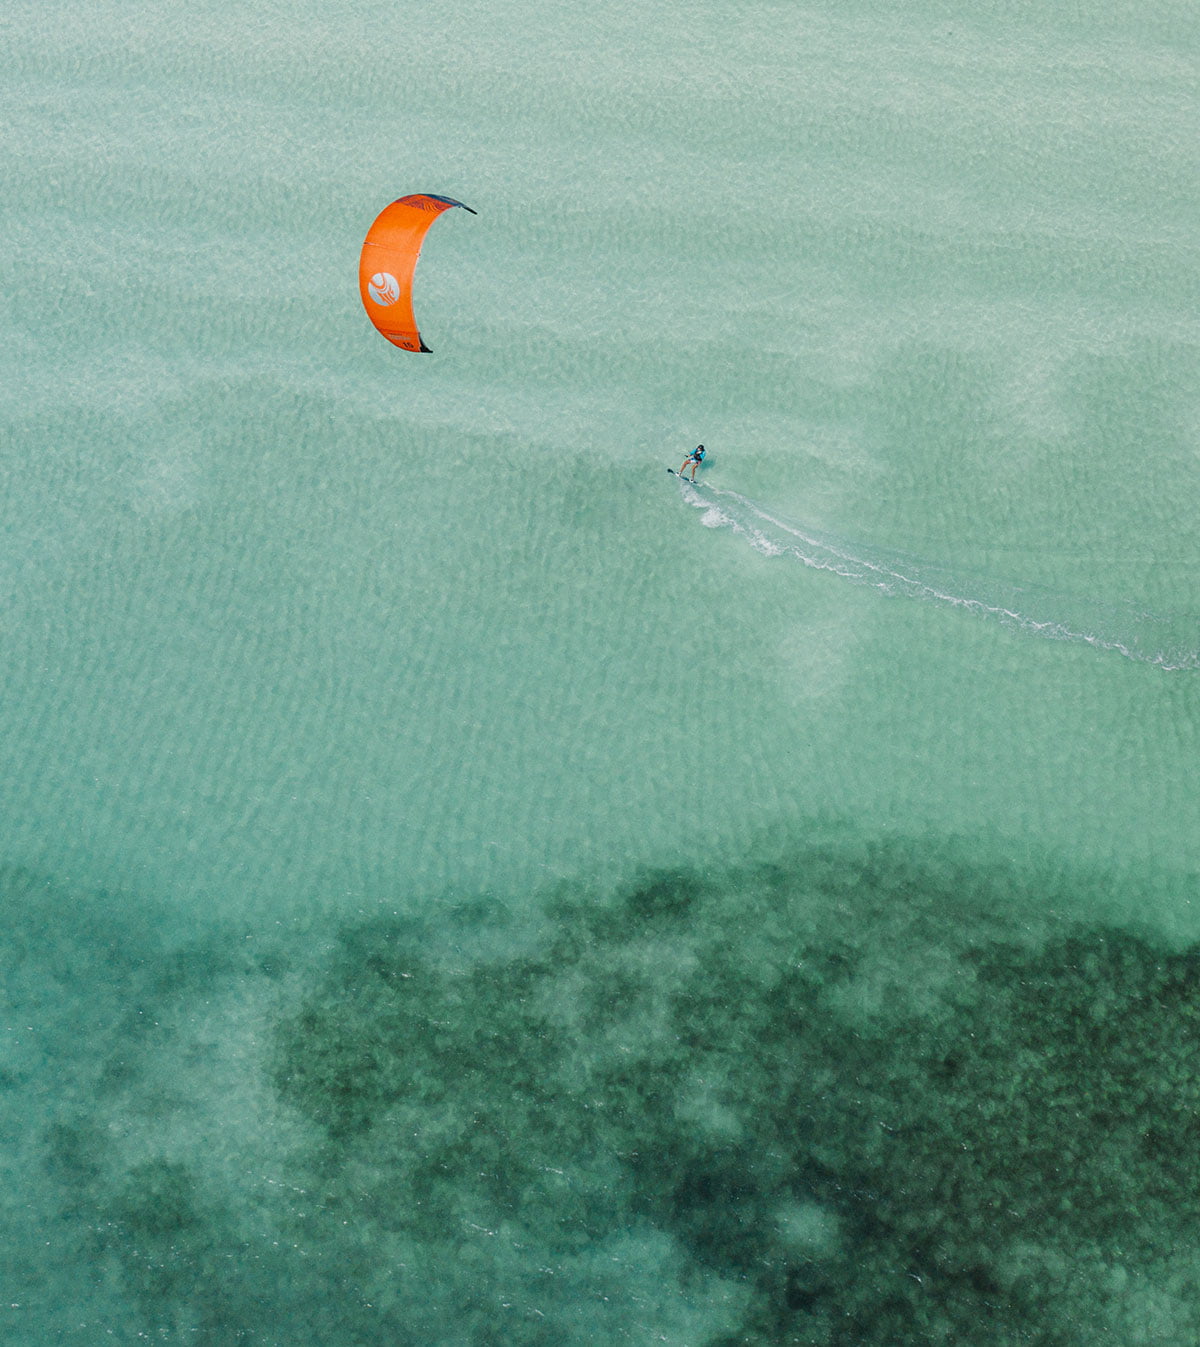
<box><xmin>368</xmin><ymin>272</ymin><xmax>401</xmax><ymax>306</ymax></box>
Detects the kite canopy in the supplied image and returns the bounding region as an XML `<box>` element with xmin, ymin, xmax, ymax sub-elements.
<box><xmin>358</xmin><ymin>194</ymin><xmax>476</xmax><ymax>353</ymax></box>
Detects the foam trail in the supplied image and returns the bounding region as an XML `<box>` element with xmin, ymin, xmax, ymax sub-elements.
<box><xmin>683</xmin><ymin>482</ymin><xmax>1200</xmax><ymax>671</ymax></box>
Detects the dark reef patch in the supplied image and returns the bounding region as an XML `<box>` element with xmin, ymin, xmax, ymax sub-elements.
<box><xmin>270</xmin><ymin>847</ymin><xmax>1200</xmax><ymax>1344</ymax></box>
<box><xmin>10</xmin><ymin>840</ymin><xmax>1200</xmax><ymax>1343</ymax></box>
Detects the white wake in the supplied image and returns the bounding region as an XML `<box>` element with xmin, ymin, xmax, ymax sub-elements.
<box><xmin>681</xmin><ymin>481</ymin><xmax>1199</xmax><ymax>672</ymax></box>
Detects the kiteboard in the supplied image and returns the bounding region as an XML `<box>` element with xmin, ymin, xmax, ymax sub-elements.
<box><xmin>667</xmin><ymin>469</ymin><xmax>702</xmax><ymax>483</ymax></box>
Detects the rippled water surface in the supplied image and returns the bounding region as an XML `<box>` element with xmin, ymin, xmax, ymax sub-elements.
<box><xmin>3</xmin><ymin>0</ymin><xmax>1199</xmax><ymax>1341</ymax></box>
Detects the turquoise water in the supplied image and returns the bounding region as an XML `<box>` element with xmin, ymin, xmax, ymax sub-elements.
<box><xmin>3</xmin><ymin>0</ymin><xmax>1200</xmax><ymax>1341</ymax></box>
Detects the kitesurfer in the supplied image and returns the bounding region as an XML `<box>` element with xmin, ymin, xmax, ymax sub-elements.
<box><xmin>678</xmin><ymin>445</ymin><xmax>706</xmax><ymax>481</ymax></box>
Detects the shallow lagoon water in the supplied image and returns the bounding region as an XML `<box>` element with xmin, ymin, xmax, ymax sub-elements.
<box><xmin>3</xmin><ymin>0</ymin><xmax>1200</xmax><ymax>1341</ymax></box>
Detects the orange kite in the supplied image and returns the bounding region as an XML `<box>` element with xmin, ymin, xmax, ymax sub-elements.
<box><xmin>358</xmin><ymin>194</ymin><xmax>476</xmax><ymax>352</ymax></box>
